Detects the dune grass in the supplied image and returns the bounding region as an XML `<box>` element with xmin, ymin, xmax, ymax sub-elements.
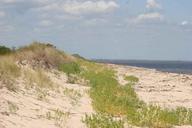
<box><xmin>124</xmin><ymin>75</ymin><xmax>139</xmax><ymax>83</ymax></box>
<box><xmin>72</xmin><ymin>60</ymin><xmax>192</xmax><ymax>128</ymax></box>
<box><xmin>16</xmin><ymin>42</ymin><xmax>74</xmax><ymax>68</ymax></box>
<box><xmin>24</xmin><ymin>69</ymin><xmax>53</xmax><ymax>89</ymax></box>
<box><xmin>83</xmin><ymin>114</ymin><xmax>124</xmax><ymax>128</ymax></box>
<box><xmin>58</xmin><ymin>62</ymin><xmax>81</xmax><ymax>75</ymax></box>
<box><xmin>0</xmin><ymin>56</ymin><xmax>20</xmax><ymax>91</ymax></box>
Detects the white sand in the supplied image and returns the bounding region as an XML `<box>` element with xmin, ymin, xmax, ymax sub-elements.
<box><xmin>0</xmin><ymin>70</ymin><xmax>94</xmax><ymax>128</ymax></box>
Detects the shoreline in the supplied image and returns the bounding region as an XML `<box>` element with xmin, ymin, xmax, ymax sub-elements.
<box><xmin>96</xmin><ymin>60</ymin><xmax>192</xmax><ymax>75</ymax></box>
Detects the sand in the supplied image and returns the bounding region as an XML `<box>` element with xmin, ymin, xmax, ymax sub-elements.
<box><xmin>111</xmin><ymin>64</ymin><xmax>192</xmax><ymax>109</ymax></box>
<box><xmin>1</xmin><ymin>64</ymin><xmax>192</xmax><ymax>128</ymax></box>
<box><xmin>0</xmin><ymin>70</ymin><xmax>94</xmax><ymax>128</ymax></box>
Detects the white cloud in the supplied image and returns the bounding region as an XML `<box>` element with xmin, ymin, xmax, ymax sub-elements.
<box><xmin>39</xmin><ymin>20</ymin><xmax>53</xmax><ymax>27</ymax></box>
<box><xmin>136</xmin><ymin>12</ymin><xmax>164</xmax><ymax>22</ymax></box>
<box><xmin>39</xmin><ymin>1</ymin><xmax>119</xmax><ymax>15</ymax></box>
<box><xmin>146</xmin><ymin>0</ymin><xmax>161</xmax><ymax>9</ymax></box>
<box><xmin>0</xmin><ymin>11</ymin><xmax>6</xmax><ymax>17</ymax></box>
<box><xmin>181</xmin><ymin>21</ymin><xmax>189</xmax><ymax>26</ymax></box>
<box><xmin>64</xmin><ymin>1</ymin><xmax>118</xmax><ymax>15</ymax></box>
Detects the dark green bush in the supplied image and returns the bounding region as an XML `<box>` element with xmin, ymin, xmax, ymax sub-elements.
<box><xmin>0</xmin><ymin>46</ymin><xmax>12</xmax><ymax>55</ymax></box>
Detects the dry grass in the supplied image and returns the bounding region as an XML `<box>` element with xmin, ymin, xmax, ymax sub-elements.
<box><xmin>0</xmin><ymin>56</ymin><xmax>20</xmax><ymax>91</ymax></box>
<box><xmin>15</xmin><ymin>42</ymin><xmax>75</xmax><ymax>68</ymax></box>
<box><xmin>23</xmin><ymin>68</ymin><xmax>53</xmax><ymax>89</ymax></box>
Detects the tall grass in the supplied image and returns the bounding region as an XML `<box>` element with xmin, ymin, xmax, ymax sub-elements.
<box><xmin>0</xmin><ymin>56</ymin><xmax>20</xmax><ymax>91</ymax></box>
<box><xmin>16</xmin><ymin>42</ymin><xmax>74</xmax><ymax>68</ymax></box>
<box><xmin>58</xmin><ymin>62</ymin><xmax>81</xmax><ymax>75</ymax></box>
<box><xmin>24</xmin><ymin>69</ymin><xmax>53</xmax><ymax>88</ymax></box>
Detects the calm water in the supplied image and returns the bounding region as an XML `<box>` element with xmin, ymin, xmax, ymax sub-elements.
<box><xmin>94</xmin><ymin>60</ymin><xmax>192</xmax><ymax>74</ymax></box>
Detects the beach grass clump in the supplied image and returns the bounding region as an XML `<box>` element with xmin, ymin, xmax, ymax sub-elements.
<box><xmin>24</xmin><ymin>69</ymin><xmax>53</xmax><ymax>89</ymax></box>
<box><xmin>124</xmin><ymin>75</ymin><xmax>139</xmax><ymax>83</ymax></box>
<box><xmin>45</xmin><ymin>109</ymin><xmax>70</xmax><ymax>127</ymax></box>
<box><xmin>16</xmin><ymin>42</ymin><xmax>74</xmax><ymax>68</ymax></box>
<box><xmin>0</xmin><ymin>56</ymin><xmax>20</xmax><ymax>91</ymax></box>
<box><xmin>63</xmin><ymin>88</ymin><xmax>82</xmax><ymax>105</ymax></box>
<box><xmin>58</xmin><ymin>62</ymin><xmax>81</xmax><ymax>75</ymax></box>
<box><xmin>83</xmin><ymin>114</ymin><xmax>124</xmax><ymax>128</ymax></box>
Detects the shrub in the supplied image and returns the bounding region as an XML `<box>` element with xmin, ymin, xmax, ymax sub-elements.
<box><xmin>0</xmin><ymin>46</ymin><xmax>12</xmax><ymax>55</ymax></box>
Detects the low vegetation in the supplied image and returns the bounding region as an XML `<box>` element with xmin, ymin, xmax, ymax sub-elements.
<box><xmin>16</xmin><ymin>42</ymin><xmax>74</xmax><ymax>68</ymax></box>
<box><xmin>58</xmin><ymin>62</ymin><xmax>81</xmax><ymax>75</ymax></box>
<box><xmin>124</xmin><ymin>75</ymin><xmax>139</xmax><ymax>83</ymax></box>
<box><xmin>1</xmin><ymin>42</ymin><xmax>192</xmax><ymax>128</ymax></box>
<box><xmin>24</xmin><ymin>69</ymin><xmax>53</xmax><ymax>89</ymax></box>
<box><xmin>63</xmin><ymin>88</ymin><xmax>82</xmax><ymax>105</ymax></box>
<box><xmin>83</xmin><ymin>114</ymin><xmax>124</xmax><ymax>128</ymax></box>
<box><xmin>7</xmin><ymin>101</ymin><xmax>19</xmax><ymax>114</ymax></box>
<box><xmin>74</xmin><ymin>60</ymin><xmax>192</xmax><ymax>128</ymax></box>
<box><xmin>45</xmin><ymin>109</ymin><xmax>70</xmax><ymax>128</ymax></box>
<box><xmin>0</xmin><ymin>56</ymin><xmax>20</xmax><ymax>91</ymax></box>
<box><xmin>0</xmin><ymin>45</ymin><xmax>12</xmax><ymax>55</ymax></box>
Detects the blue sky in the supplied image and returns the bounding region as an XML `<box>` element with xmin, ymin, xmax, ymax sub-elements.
<box><xmin>0</xmin><ymin>0</ymin><xmax>192</xmax><ymax>60</ymax></box>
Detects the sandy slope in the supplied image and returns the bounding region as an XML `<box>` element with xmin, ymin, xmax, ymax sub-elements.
<box><xmin>0</xmin><ymin>70</ymin><xmax>94</xmax><ymax>128</ymax></box>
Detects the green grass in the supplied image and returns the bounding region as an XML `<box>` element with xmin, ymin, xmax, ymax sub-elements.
<box><xmin>124</xmin><ymin>75</ymin><xmax>139</xmax><ymax>83</ymax></box>
<box><xmin>58</xmin><ymin>62</ymin><xmax>81</xmax><ymax>75</ymax></box>
<box><xmin>83</xmin><ymin>114</ymin><xmax>124</xmax><ymax>128</ymax></box>
<box><xmin>72</xmin><ymin>60</ymin><xmax>192</xmax><ymax>128</ymax></box>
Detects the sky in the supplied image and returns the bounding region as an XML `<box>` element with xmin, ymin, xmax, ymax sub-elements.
<box><xmin>0</xmin><ymin>0</ymin><xmax>192</xmax><ymax>61</ymax></box>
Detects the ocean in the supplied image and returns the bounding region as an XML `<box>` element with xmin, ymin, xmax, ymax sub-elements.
<box><xmin>94</xmin><ymin>60</ymin><xmax>192</xmax><ymax>74</ymax></box>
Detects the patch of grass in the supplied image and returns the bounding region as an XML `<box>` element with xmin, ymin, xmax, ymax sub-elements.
<box><xmin>124</xmin><ymin>75</ymin><xmax>139</xmax><ymax>83</ymax></box>
<box><xmin>8</xmin><ymin>101</ymin><xmax>19</xmax><ymax>114</ymax></box>
<box><xmin>16</xmin><ymin>42</ymin><xmax>74</xmax><ymax>68</ymax></box>
<box><xmin>83</xmin><ymin>114</ymin><xmax>124</xmax><ymax>128</ymax></box>
<box><xmin>76</xmin><ymin>60</ymin><xmax>192</xmax><ymax>128</ymax></box>
<box><xmin>36</xmin><ymin>88</ymin><xmax>49</xmax><ymax>101</ymax></box>
<box><xmin>63</xmin><ymin>88</ymin><xmax>82</xmax><ymax>105</ymax></box>
<box><xmin>0</xmin><ymin>56</ymin><xmax>20</xmax><ymax>91</ymax></box>
<box><xmin>58</xmin><ymin>62</ymin><xmax>81</xmax><ymax>75</ymax></box>
<box><xmin>24</xmin><ymin>69</ymin><xmax>53</xmax><ymax>88</ymax></box>
<box><xmin>45</xmin><ymin>109</ymin><xmax>70</xmax><ymax>128</ymax></box>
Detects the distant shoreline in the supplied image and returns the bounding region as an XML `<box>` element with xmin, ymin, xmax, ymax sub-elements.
<box><xmin>93</xmin><ymin>59</ymin><xmax>192</xmax><ymax>75</ymax></box>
